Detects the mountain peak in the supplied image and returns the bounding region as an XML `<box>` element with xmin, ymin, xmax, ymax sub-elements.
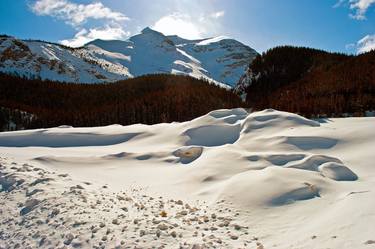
<box><xmin>86</xmin><ymin>38</ymin><xmax>105</xmax><ymax>45</ymax></box>
<box><xmin>141</xmin><ymin>27</ymin><xmax>162</xmax><ymax>35</ymax></box>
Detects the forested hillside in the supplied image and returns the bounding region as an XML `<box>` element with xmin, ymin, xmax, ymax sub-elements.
<box><xmin>240</xmin><ymin>46</ymin><xmax>375</xmax><ymax>117</ymax></box>
<box><xmin>0</xmin><ymin>73</ymin><xmax>242</xmax><ymax>131</ymax></box>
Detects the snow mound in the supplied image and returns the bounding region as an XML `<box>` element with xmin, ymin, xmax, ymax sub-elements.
<box><xmin>0</xmin><ymin>130</ymin><xmax>142</xmax><ymax>147</ymax></box>
<box><xmin>209</xmin><ymin>108</ymin><xmax>248</xmax><ymax>119</ymax></box>
<box><xmin>57</xmin><ymin>125</ymin><xmax>73</xmax><ymax>128</ymax></box>
<box><xmin>208</xmin><ymin>108</ymin><xmax>248</xmax><ymax>124</ymax></box>
<box><xmin>241</xmin><ymin>109</ymin><xmax>320</xmax><ymax>133</ymax></box>
<box><xmin>183</xmin><ymin>124</ymin><xmax>241</xmax><ymax>147</ymax></box>
<box><xmin>245</xmin><ymin>153</ymin><xmax>358</xmax><ymax>181</ymax></box>
<box><xmin>217</xmin><ymin>167</ymin><xmax>322</xmax><ymax>207</ymax></box>
<box><xmin>0</xmin><ymin>109</ymin><xmax>373</xmax><ymax>249</ymax></box>
<box><xmin>286</xmin><ymin>154</ymin><xmax>342</xmax><ymax>171</ymax></box>
<box><xmin>319</xmin><ymin>162</ymin><xmax>358</xmax><ymax>181</ymax></box>
<box><xmin>285</xmin><ymin>154</ymin><xmax>358</xmax><ymax>181</ymax></box>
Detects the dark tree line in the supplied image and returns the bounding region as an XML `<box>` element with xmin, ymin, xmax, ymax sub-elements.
<box><xmin>0</xmin><ymin>73</ymin><xmax>243</xmax><ymax>131</ymax></box>
<box><xmin>244</xmin><ymin>46</ymin><xmax>375</xmax><ymax>117</ymax></box>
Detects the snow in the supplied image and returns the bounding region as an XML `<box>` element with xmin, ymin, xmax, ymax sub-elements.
<box><xmin>0</xmin><ymin>28</ymin><xmax>258</xmax><ymax>87</ymax></box>
<box><xmin>196</xmin><ymin>36</ymin><xmax>229</xmax><ymax>46</ymax></box>
<box><xmin>0</xmin><ymin>109</ymin><xmax>374</xmax><ymax>248</ymax></box>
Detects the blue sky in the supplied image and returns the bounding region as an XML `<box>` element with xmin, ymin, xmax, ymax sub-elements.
<box><xmin>0</xmin><ymin>0</ymin><xmax>375</xmax><ymax>53</ymax></box>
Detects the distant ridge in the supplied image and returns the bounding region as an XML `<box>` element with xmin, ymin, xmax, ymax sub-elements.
<box><xmin>0</xmin><ymin>27</ymin><xmax>258</xmax><ymax>87</ymax></box>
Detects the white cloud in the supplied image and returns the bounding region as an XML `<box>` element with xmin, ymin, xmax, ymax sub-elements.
<box><xmin>152</xmin><ymin>13</ymin><xmax>203</xmax><ymax>39</ymax></box>
<box><xmin>151</xmin><ymin>11</ymin><xmax>226</xmax><ymax>39</ymax></box>
<box><xmin>337</xmin><ymin>0</ymin><xmax>375</xmax><ymax>19</ymax></box>
<box><xmin>211</xmin><ymin>11</ymin><xmax>225</xmax><ymax>19</ymax></box>
<box><xmin>350</xmin><ymin>0</ymin><xmax>375</xmax><ymax>19</ymax></box>
<box><xmin>30</xmin><ymin>0</ymin><xmax>131</xmax><ymax>48</ymax></box>
<box><xmin>357</xmin><ymin>34</ymin><xmax>375</xmax><ymax>53</ymax></box>
<box><xmin>30</xmin><ymin>0</ymin><xmax>129</xmax><ymax>26</ymax></box>
<box><xmin>60</xmin><ymin>25</ymin><xmax>130</xmax><ymax>47</ymax></box>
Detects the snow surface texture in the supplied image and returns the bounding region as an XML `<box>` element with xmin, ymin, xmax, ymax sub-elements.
<box><xmin>0</xmin><ymin>109</ymin><xmax>374</xmax><ymax>248</ymax></box>
<box><xmin>0</xmin><ymin>28</ymin><xmax>257</xmax><ymax>87</ymax></box>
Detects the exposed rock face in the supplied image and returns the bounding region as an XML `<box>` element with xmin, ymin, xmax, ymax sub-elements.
<box><xmin>234</xmin><ymin>67</ymin><xmax>260</xmax><ymax>99</ymax></box>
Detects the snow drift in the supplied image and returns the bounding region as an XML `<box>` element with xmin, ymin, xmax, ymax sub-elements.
<box><xmin>0</xmin><ymin>109</ymin><xmax>374</xmax><ymax>248</ymax></box>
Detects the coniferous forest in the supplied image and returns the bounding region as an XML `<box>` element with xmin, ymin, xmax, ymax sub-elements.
<box><xmin>243</xmin><ymin>46</ymin><xmax>375</xmax><ymax>117</ymax></box>
<box><xmin>0</xmin><ymin>74</ymin><xmax>243</xmax><ymax>131</ymax></box>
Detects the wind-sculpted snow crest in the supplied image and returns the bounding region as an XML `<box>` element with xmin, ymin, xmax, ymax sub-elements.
<box><xmin>0</xmin><ymin>109</ymin><xmax>374</xmax><ymax>249</ymax></box>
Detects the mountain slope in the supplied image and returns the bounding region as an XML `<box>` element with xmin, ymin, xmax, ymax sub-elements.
<box><xmin>236</xmin><ymin>46</ymin><xmax>375</xmax><ymax>116</ymax></box>
<box><xmin>0</xmin><ymin>29</ymin><xmax>258</xmax><ymax>87</ymax></box>
<box><xmin>0</xmin><ymin>35</ymin><xmax>131</xmax><ymax>83</ymax></box>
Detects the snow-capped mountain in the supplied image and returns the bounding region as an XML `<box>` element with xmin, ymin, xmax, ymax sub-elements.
<box><xmin>0</xmin><ymin>28</ymin><xmax>258</xmax><ymax>87</ymax></box>
<box><xmin>0</xmin><ymin>36</ymin><xmax>131</xmax><ymax>84</ymax></box>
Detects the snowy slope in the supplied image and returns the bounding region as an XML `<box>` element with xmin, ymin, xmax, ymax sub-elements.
<box><xmin>0</xmin><ymin>36</ymin><xmax>131</xmax><ymax>83</ymax></box>
<box><xmin>1</xmin><ymin>109</ymin><xmax>374</xmax><ymax>248</ymax></box>
<box><xmin>0</xmin><ymin>29</ymin><xmax>257</xmax><ymax>87</ymax></box>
